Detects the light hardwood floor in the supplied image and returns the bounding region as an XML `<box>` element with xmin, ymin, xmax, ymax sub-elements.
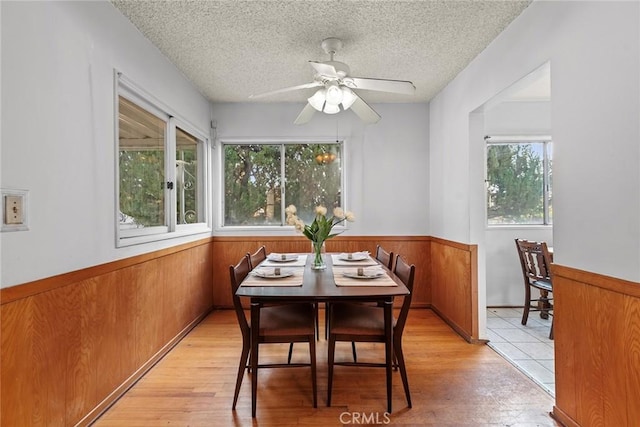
<box><xmin>93</xmin><ymin>309</ymin><xmax>559</xmax><ymax>426</ymax></box>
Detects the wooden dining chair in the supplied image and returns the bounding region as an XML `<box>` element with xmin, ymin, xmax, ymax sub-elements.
<box><xmin>515</xmin><ymin>238</ymin><xmax>554</xmax><ymax>339</ymax></box>
<box><xmin>327</xmin><ymin>254</ymin><xmax>415</xmax><ymax>410</ymax></box>
<box><xmin>246</xmin><ymin>245</ymin><xmax>267</xmax><ymax>270</ymax></box>
<box><xmin>345</xmin><ymin>244</ymin><xmax>396</xmax><ymax>362</ymax></box>
<box><xmin>375</xmin><ymin>244</ymin><xmax>394</xmax><ymax>270</ymax></box>
<box><xmin>245</xmin><ymin>246</ymin><xmax>301</xmax><ymax>361</ymax></box>
<box><xmin>229</xmin><ymin>255</ymin><xmax>317</xmax><ymax>412</ymax></box>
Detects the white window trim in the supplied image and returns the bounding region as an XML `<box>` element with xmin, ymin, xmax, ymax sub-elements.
<box><xmin>115</xmin><ymin>71</ymin><xmax>211</xmax><ymax>247</ymax></box>
<box><xmin>217</xmin><ymin>137</ymin><xmax>348</xmax><ymax>232</ymax></box>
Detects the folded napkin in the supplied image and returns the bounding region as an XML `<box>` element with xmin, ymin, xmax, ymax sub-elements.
<box><xmin>340</xmin><ymin>251</ymin><xmax>369</xmax><ymax>259</ymax></box>
<box><xmin>333</xmin><ymin>266</ymin><xmax>397</xmax><ymax>287</ymax></box>
<box><xmin>253</xmin><ymin>267</ymin><xmax>289</xmax><ymax>277</ymax></box>
<box><xmin>241</xmin><ymin>268</ymin><xmax>301</xmax><ymax>287</ymax></box>
<box><xmin>261</xmin><ymin>254</ymin><xmax>307</xmax><ymax>267</ymax></box>
<box><xmin>331</xmin><ymin>252</ymin><xmax>377</xmax><ymax>266</ymax></box>
<box><xmin>267</xmin><ymin>252</ymin><xmax>297</xmax><ymax>261</ymax></box>
<box><xmin>351</xmin><ymin>266</ymin><xmax>385</xmax><ymax>277</ymax></box>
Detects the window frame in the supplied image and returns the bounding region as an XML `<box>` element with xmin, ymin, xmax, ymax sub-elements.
<box><xmin>218</xmin><ymin>137</ymin><xmax>347</xmax><ymax>231</ymax></box>
<box><xmin>115</xmin><ymin>73</ymin><xmax>211</xmax><ymax>247</ymax></box>
<box><xmin>484</xmin><ymin>135</ymin><xmax>553</xmax><ymax>227</ymax></box>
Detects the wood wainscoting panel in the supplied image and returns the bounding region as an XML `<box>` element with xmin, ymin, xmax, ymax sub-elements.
<box><xmin>0</xmin><ymin>238</ymin><xmax>214</xmax><ymax>427</ymax></box>
<box><xmin>552</xmin><ymin>264</ymin><xmax>640</xmax><ymax>427</ymax></box>
<box><xmin>211</xmin><ymin>236</ymin><xmax>431</xmax><ymax>309</ymax></box>
<box><xmin>429</xmin><ymin>237</ymin><xmax>478</xmax><ymax>342</ymax></box>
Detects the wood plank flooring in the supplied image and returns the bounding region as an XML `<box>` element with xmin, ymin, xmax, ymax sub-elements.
<box><xmin>92</xmin><ymin>309</ymin><xmax>559</xmax><ymax>426</ymax></box>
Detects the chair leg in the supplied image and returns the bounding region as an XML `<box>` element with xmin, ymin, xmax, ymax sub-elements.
<box><xmin>351</xmin><ymin>341</ymin><xmax>357</xmax><ymax>363</ymax></box>
<box><xmin>315</xmin><ymin>303</ymin><xmax>320</xmax><ymax>341</ymax></box>
<box><xmin>521</xmin><ymin>285</ymin><xmax>532</xmax><ymax>325</ymax></box>
<box><xmin>287</xmin><ymin>343</ymin><xmax>294</xmax><ymax>364</ymax></box>
<box><xmin>309</xmin><ymin>337</ymin><xmax>317</xmax><ymax>408</ymax></box>
<box><xmin>232</xmin><ymin>341</ymin><xmax>250</xmax><ymax>410</ymax></box>
<box><xmin>394</xmin><ymin>337</ymin><xmax>412</xmax><ymax>408</ymax></box>
<box><xmin>327</xmin><ymin>334</ymin><xmax>336</xmax><ymax>406</ymax></box>
<box><xmin>325</xmin><ymin>303</ymin><xmax>330</xmax><ymax>340</ymax></box>
<box><xmin>549</xmin><ymin>317</ymin><xmax>554</xmax><ymax>340</ymax></box>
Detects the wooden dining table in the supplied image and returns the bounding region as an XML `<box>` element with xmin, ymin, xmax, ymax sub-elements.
<box><xmin>235</xmin><ymin>252</ymin><xmax>410</xmax><ymax>416</ymax></box>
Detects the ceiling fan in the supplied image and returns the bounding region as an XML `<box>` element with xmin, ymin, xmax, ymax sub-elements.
<box><xmin>249</xmin><ymin>38</ymin><xmax>416</xmax><ymax>124</ymax></box>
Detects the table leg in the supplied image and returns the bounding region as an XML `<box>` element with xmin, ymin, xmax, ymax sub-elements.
<box><xmin>384</xmin><ymin>299</ymin><xmax>393</xmax><ymax>414</ymax></box>
<box><xmin>250</xmin><ymin>301</ymin><xmax>260</xmax><ymax>418</ymax></box>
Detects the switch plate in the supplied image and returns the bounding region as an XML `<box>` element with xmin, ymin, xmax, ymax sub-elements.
<box><xmin>5</xmin><ymin>196</ymin><xmax>23</xmax><ymax>224</ymax></box>
<box><xmin>2</xmin><ymin>189</ymin><xmax>29</xmax><ymax>232</ymax></box>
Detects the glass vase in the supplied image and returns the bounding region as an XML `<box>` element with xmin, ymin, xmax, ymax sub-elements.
<box><xmin>311</xmin><ymin>240</ymin><xmax>326</xmax><ymax>270</ymax></box>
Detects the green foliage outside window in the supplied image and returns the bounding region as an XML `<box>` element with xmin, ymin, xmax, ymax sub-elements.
<box><xmin>486</xmin><ymin>142</ymin><xmax>552</xmax><ymax>225</ymax></box>
<box><xmin>224</xmin><ymin>143</ymin><xmax>342</xmax><ymax>226</ymax></box>
<box><xmin>119</xmin><ymin>149</ymin><xmax>165</xmax><ymax>227</ymax></box>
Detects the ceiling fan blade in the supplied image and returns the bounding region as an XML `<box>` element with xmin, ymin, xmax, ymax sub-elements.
<box><xmin>349</xmin><ymin>93</ymin><xmax>381</xmax><ymax>124</ymax></box>
<box><xmin>309</xmin><ymin>61</ymin><xmax>339</xmax><ymax>78</ymax></box>
<box><xmin>346</xmin><ymin>77</ymin><xmax>416</xmax><ymax>95</ymax></box>
<box><xmin>294</xmin><ymin>103</ymin><xmax>316</xmax><ymax>125</ymax></box>
<box><xmin>249</xmin><ymin>82</ymin><xmax>322</xmax><ymax>99</ymax></box>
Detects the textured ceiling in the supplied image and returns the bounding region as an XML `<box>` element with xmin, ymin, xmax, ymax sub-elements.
<box><xmin>111</xmin><ymin>0</ymin><xmax>532</xmax><ymax>104</ymax></box>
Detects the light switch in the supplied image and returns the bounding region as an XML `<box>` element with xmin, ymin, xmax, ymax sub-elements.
<box><xmin>5</xmin><ymin>195</ymin><xmax>24</xmax><ymax>224</ymax></box>
<box><xmin>2</xmin><ymin>189</ymin><xmax>28</xmax><ymax>231</ymax></box>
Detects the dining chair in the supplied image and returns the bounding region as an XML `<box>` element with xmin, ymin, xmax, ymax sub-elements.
<box><xmin>247</xmin><ymin>245</ymin><xmax>267</xmax><ymax>270</ymax></box>
<box><xmin>327</xmin><ymin>254</ymin><xmax>415</xmax><ymax>409</ymax></box>
<box><xmin>345</xmin><ymin>244</ymin><xmax>396</xmax><ymax>362</ymax></box>
<box><xmin>375</xmin><ymin>244</ymin><xmax>394</xmax><ymax>270</ymax></box>
<box><xmin>246</xmin><ymin>246</ymin><xmax>301</xmax><ymax>361</ymax></box>
<box><xmin>229</xmin><ymin>255</ymin><xmax>317</xmax><ymax>411</ymax></box>
<box><xmin>514</xmin><ymin>238</ymin><xmax>554</xmax><ymax>339</ymax></box>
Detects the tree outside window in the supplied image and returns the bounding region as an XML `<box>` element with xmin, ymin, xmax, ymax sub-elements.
<box><xmin>486</xmin><ymin>141</ymin><xmax>552</xmax><ymax>225</ymax></box>
<box><xmin>223</xmin><ymin>142</ymin><xmax>342</xmax><ymax>227</ymax></box>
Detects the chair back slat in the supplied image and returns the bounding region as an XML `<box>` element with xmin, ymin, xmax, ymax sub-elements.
<box><xmin>393</xmin><ymin>254</ymin><xmax>415</xmax><ymax>335</ymax></box>
<box><xmin>247</xmin><ymin>246</ymin><xmax>267</xmax><ymax>270</ymax></box>
<box><xmin>375</xmin><ymin>245</ymin><xmax>394</xmax><ymax>270</ymax></box>
<box><xmin>229</xmin><ymin>255</ymin><xmax>251</xmax><ymax>335</ymax></box>
<box><xmin>515</xmin><ymin>239</ymin><xmax>552</xmax><ymax>282</ymax></box>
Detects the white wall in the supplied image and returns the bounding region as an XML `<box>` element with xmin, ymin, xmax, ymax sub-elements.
<box><xmin>0</xmin><ymin>1</ymin><xmax>212</xmax><ymax>287</ymax></box>
<box><xmin>211</xmin><ymin>102</ymin><xmax>430</xmax><ymax>237</ymax></box>
<box><xmin>484</xmin><ymin>101</ymin><xmax>551</xmax><ymax>136</ymax></box>
<box><xmin>430</xmin><ymin>1</ymin><xmax>639</xmax><ymax>333</ymax></box>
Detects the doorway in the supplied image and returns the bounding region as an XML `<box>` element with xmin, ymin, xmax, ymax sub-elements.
<box><xmin>472</xmin><ymin>62</ymin><xmax>555</xmax><ymax>396</ymax></box>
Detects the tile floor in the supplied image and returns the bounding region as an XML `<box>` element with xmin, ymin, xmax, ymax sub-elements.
<box><xmin>486</xmin><ymin>307</ymin><xmax>555</xmax><ymax>396</ymax></box>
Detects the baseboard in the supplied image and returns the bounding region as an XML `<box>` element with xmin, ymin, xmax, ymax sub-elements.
<box><xmin>75</xmin><ymin>309</ymin><xmax>212</xmax><ymax>427</ymax></box>
<box><xmin>430</xmin><ymin>305</ymin><xmax>485</xmax><ymax>344</ymax></box>
<box><xmin>551</xmin><ymin>406</ymin><xmax>576</xmax><ymax>427</ymax></box>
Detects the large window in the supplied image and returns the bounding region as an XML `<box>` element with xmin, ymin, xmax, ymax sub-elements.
<box><xmin>223</xmin><ymin>141</ymin><xmax>343</xmax><ymax>227</ymax></box>
<box><xmin>486</xmin><ymin>137</ymin><xmax>552</xmax><ymax>225</ymax></box>
<box><xmin>117</xmin><ymin>76</ymin><xmax>210</xmax><ymax>245</ymax></box>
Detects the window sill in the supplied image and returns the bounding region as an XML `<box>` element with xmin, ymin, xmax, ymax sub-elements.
<box><xmin>117</xmin><ymin>226</ymin><xmax>212</xmax><ymax>248</ymax></box>
<box><xmin>486</xmin><ymin>224</ymin><xmax>552</xmax><ymax>231</ymax></box>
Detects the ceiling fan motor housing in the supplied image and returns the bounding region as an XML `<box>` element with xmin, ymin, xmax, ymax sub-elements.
<box><xmin>321</xmin><ymin>37</ymin><xmax>343</xmax><ymax>56</ymax></box>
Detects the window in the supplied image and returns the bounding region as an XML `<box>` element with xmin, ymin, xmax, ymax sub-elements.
<box><xmin>486</xmin><ymin>137</ymin><xmax>552</xmax><ymax>225</ymax></box>
<box><xmin>117</xmin><ymin>75</ymin><xmax>210</xmax><ymax>245</ymax></box>
<box><xmin>222</xmin><ymin>141</ymin><xmax>343</xmax><ymax>227</ymax></box>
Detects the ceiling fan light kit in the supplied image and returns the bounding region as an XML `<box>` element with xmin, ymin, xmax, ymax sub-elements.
<box><xmin>250</xmin><ymin>37</ymin><xmax>415</xmax><ymax>124</ymax></box>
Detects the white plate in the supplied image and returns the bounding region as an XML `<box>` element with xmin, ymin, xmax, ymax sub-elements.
<box><xmin>342</xmin><ymin>271</ymin><xmax>385</xmax><ymax>279</ymax></box>
<box><xmin>253</xmin><ymin>269</ymin><xmax>294</xmax><ymax>279</ymax></box>
<box><xmin>338</xmin><ymin>253</ymin><xmax>369</xmax><ymax>261</ymax></box>
<box><xmin>267</xmin><ymin>254</ymin><xmax>299</xmax><ymax>262</ymax></box>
